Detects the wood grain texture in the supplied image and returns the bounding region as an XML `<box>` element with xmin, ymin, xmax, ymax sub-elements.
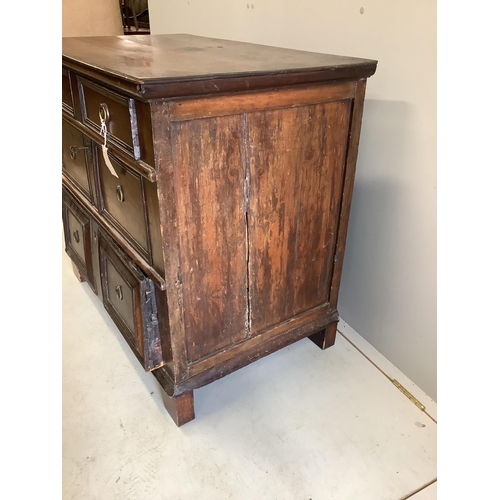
<box><xmin>96</xmin><ymin>147</ymin><xmax>149</xmax><ymax>258</ymax></box>
<box><xmin>247</xmin><ymin>100</ymin><xmax>351</xmax><ymax>334</ymax></box>
<box><xmin>63</xmin><ymin>173</ymin><xmax>165</xmax><ymax>290</ymax></box>
<box><xmin>62</xmin><ymin>37</ymin><xmax>376</xmax><ymax>425</ymax></box>
<box><xmin>149</xmin><ymin>101</ymin><xmax>191</xmax><ymax>383</ymax></box>
<box><xmin>170</xmin><ymin>81</ymin><xmax>356</xmax><ymax>122</ymax></box>
<box><xmin>152</xmin><ymin>304</ymin><xmax>338</xmax><ymax>397</ymax></box>
<box><xmin>154</xmin><ymin>286</ymin><xmax>173</xmax><ymax>373</ymax></box>
<box><xmin>171</xmin><ymin>115</ymin><xmax>249</xmax><ymax>363</ymax></box>
<box><xmin>185</xmin><ymin>304</ymin><xmax>338</xmax><ymax>383</ymax></box>
<box><xmin>329</xmin><ymin>81</ymin><xmax>367</xmax><ymax>308</ymax></box>
<box><xmin>62</xmin><ymin>34</ymin><xmax>377</xmax><ymax>100</ymax></box>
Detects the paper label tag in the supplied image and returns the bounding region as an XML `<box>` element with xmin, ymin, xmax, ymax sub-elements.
<box><xmin>102</xmin><ymin>145</ymin><xmax>119</xmax><ymax>178</ymax></box>
<box><xmin>100</xmin><ymin>122</ymin><xmax>119</xmax><ymax>178</ymax></box>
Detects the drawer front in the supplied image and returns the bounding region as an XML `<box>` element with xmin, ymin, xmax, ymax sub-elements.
<box><xmin>62</xmin><ymin>190</ymin><xmax>95</xmax><ymax>291</ymax></box>
<box><xmin>97</xmin><ymin>147</ymin><xmax>149</xmax><ymax>257</ymax></box>
<box><xmin>99</xmin><ymin>233</ymin><xmax>164</xmax><ymax>372</ymax></box>
<box><xmin>62</xmin><ymin>119</ymin><xmax>93</xmax><ymax>202</ymax></box>
<box><xmin>62</xmin><ymin>68</ymin><xmax>74</xmax><ymax>116</ymax></box>
<box><xmin>79</xmin><ymin>77</ymin><xmax>140</xmax><ymax>160</ymax></box>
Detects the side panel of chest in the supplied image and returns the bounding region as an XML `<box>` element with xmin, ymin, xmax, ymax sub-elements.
<box><xmin>165</xmin><ymin>84</ymin><xmax>354</xmax><ymax>366</ymax></box>
<box><xmin>170</xmin><ymin>116</ymin><xmax>249</xmax><ymax>362</ymax></box>
<box><xmin>247</xmin><ymin>100</ymin><xmax>351</xmax><ymax>334</ymax></box>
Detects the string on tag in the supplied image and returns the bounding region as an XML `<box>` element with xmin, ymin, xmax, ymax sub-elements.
<box><xmin>99</xmin><ymin>121</ymin><xmax>119</xmax><ymax>178</ymax></box>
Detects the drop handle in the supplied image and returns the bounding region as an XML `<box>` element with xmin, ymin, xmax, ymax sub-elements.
<box><xmin>72</xmin><ymin>230</ymin><xmax>80</xmax><ymax>243</ymax></box>
<box><xmin>99</xmin><ymin>102</ymin><xmax>110</xmax><ymax>124</ymax></box>
<box><xmin>69</xmin><ymin>145</ymin><xmax>89</xmax><ymax>160</ymax></box>
<box><xmin>115</xmin><ymin>285</ymin><xmax>123</xmax><ymax>301</ymax></box>
<box><xmin>116</xmin><ymin>185</ymin><xmax>124</xmax><ymax>202</ymax></box>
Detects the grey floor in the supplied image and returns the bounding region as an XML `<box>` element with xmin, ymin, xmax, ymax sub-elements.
<box><xmin>62</xmin><ymin>248</ymin><xmax>437</xmax><ymax>500</ymax></box>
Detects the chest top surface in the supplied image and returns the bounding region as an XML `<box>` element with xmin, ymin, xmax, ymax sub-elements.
<box><xmin>62</xmin><ymin>34</ymin><xmax>377</xmax><ymax>99</ymax></box>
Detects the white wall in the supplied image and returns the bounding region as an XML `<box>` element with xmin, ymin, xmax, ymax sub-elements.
<box><xmin>62</xmin><ymin>0</ymin><xmax>123</xmax><ymax>37</ymax></box>
<box><xmin>148</xmin><ymin>0</ymin><xmax>437</xmax><ymax>400</ymax></box>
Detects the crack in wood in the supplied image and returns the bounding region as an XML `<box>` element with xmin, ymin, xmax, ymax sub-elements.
<box><xmin>242</xmin><ymin>113</ymin><xmax>252</xmax><ymax>337</ymax></box>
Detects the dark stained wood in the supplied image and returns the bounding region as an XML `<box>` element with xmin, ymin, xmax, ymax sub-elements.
<box><xmin>62</xmin><ymin>119</ymin><xmax>92</xmax><ymax>202</ymax></box>
<box><xmin>89</xmin><ymin>218</ymin><xmax>103</xmax><ymax>300</ymax></box>
<box><xmin>135</xmin><ymin>100</ymin><xmax>155</xmax><ymax>168</ymax></box>
<box><xmin>171</xmin><ymin>115</ymin><xmax>249</xmax><ymax>363</ymax></box>
<box><xmin>99</xmin><ymin>231</ymin><xmax>165</xmax><ymax>372</ymax></box>
<box><xmin>154</xmin><ymin>286</ymin><xmax>173</xmax><ymax>372</ymax></box>
<box><xmin>62</xmin><ymin>188</ymin><xmax>95</xmax><ymax>292</ymax></box>
<box><xmin>62</xmin><ymin>35</ymin><xmax>376</xmax><ymax>425</ymax></box>
<box><xmin>71</xmin><ymin>261</ymin><xmax>85</xmax><ymax>282</ymax></box>
<box><xmin>79</xmin><ymin>76</ymin><xmax>137</xmax><ymax>158</ymax></box>
<box><xmin>63</xmin><ymin>34</ymin><xmax>377</xmax><ymax>82</ymax></box>
<box><xmin>308</xmin><ymin>323</ymin><xmax>338</xmax><ymax>350</ymax></box>
<box><xmin>100</xmin><ymin>238</ymin><xmax>139</xmax><ymax>347</ymax></box>
<box><xmin>96</xmin><ymin>146</ymin><xmax>149</xmax><ymax>258</ymax></box>
<box><xmin>143</xmin><ymin>178</ymin><xmax>165</xmax><ymax>277</ymax></box>
<box><xmin>161</xmin><ymin>390</ymin><xmax>195</xmax><ymax>427</ymax></box>
<box><xmin>247</xmin><ymin>99</ymin><xmax>351</xmax><ymax>334</ymax></box>
<box><xmin>63</xmin><ymin>173</ymin><xmax>166</xmax><ymax>290</ymax></box>
<box><xmin>141</xmin><ymin>278</ymin><xmax>164</xmax><ymax>370</ymax></box>
<box><xmin>62</xmin><ymin>34</ymin><xmax>377</xmax><ymax>100</ymax></box>
<box><xmin>62</xmin><ymin>68</ymin><xmax>74</xmax><ymax>116</ymax></box>
<box><xmin>63</xmin><ymin>112</ymin><xmax>156</xmax><ymax>181</ymax></box>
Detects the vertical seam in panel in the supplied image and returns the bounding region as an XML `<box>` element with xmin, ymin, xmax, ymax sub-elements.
<box><xmin>241</xmin><ymin>113</ymin><xmax>251</xmax><ymax>337</ymax></box>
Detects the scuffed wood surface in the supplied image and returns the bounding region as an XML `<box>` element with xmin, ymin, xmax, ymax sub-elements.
<box><xmin>171</xmin><ymin>115</ymin><xmax>249</xmax><ymax>363</ymax></box>
<box><xmin>62</xmin><ymin>34</ymin><xmax>377</xmax><ymax>89</ymax></box>
<box><xmin>62</xmin><ymin>35</ymin><xmax>376</xmax><ymax>425</ymax></box>
<box><xmin>247</xmin><ymin>100</ymin><xmax>351</xmax><ymax>334</ymax></box>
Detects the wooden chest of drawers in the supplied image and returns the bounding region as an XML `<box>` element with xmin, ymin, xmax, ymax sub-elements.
<box><xmin>62</xmin><ymin>34</ymin><xmax>377</xmax><ymax>426</ymax></box>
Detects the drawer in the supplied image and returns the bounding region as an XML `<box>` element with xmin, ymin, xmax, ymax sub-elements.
<box><xmin>99</xmin><ymin>232</ymin><xmax>164</xmax><ymax>372</ymax></box>
<box><xmin>62</xmin><ymin>119</ymin><xmax>93</xmax><ymax>202</ymax></box>
<box><xmin>78</xmin><ymin>77</ymin><xmax>140</xmax><ymax>160</ymax></box>
<box><xmin>97</xmin><ymin>147</ymin><xmax>149</xmax><ymax>258</ymax></box>
<box><xmin>62</xmin><ymin>68</ymin><xmax>74</xmax><ymax>116</ymax></box>
<box><xmin>62</xmin><ymin>190</ymin><xmax>95</xmax><ymax>292</ymax></box>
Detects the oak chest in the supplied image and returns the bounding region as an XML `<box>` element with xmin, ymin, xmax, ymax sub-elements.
<box><xmin>62</xmin><ymin>34</ymin><xmax>377</xmax><ymax>425</ymax></box>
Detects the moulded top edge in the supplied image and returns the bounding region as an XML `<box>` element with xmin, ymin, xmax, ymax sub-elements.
<box><xmin>62</xmin><ymin>34</ymin><xmax>378</xmax><ymax>91</ymax></box>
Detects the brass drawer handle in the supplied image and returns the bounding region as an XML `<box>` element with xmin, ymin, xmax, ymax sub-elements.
<box><xmin>99</xmin><ymin>102</ymin><xmax>110</xmax><ymax>124</ymax></box>
<box><xmin>72</xmin><ymin>230</ymin><xmax>80</xmax><ymax>243</ymax></box>
<box><xmin>116</xmin><ymin>185</ymin><xmax>124</xmax><ymax>202</ymax></box>
<box><xmin>115</xmin><ymin>285</ymin><xmax>123</xmax><ymax>301</ymax></box>
<box><xmin>69</xmin><ymin>145</ymin><xmax>89</xmax><ymax>161</ymax></box>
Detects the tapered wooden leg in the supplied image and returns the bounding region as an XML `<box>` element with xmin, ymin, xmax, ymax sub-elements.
<box><xmin>162</xmin><ymin>390</ymin><xmax>195</xmax><ymax>427</ymax></box>
<box><xmin>308</xmin><ymin>323</ymin><xmax>338</xmax><ymax>350</ymax></box>
<box><xmin>71</xmin><ymin>261</ymin><xmax>85</xmax><ymax>282</ymax></box>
